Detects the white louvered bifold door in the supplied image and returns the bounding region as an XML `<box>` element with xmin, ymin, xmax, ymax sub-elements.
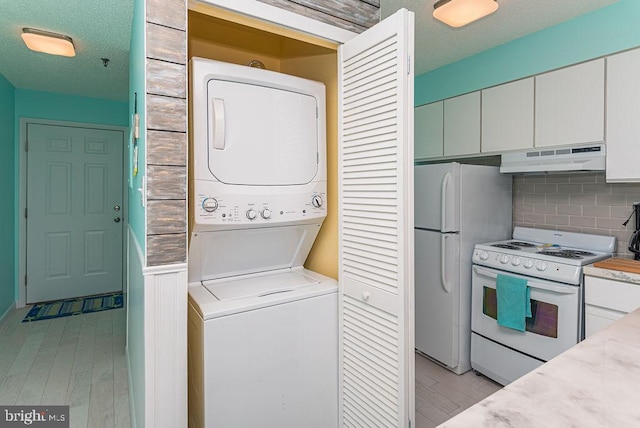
<box><xmin>338</xmin><ymin>8</ymin><xmax>415</xmax><ymax>428</ymax></box>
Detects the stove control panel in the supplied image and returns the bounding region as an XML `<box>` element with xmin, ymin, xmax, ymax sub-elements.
<box><xmin>472</xmin><ymin>248</ymin><xmax>582</xmax><ymax>285</ymax></box>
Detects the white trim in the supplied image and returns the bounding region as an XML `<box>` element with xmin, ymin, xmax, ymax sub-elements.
<box><xmin>188</xmin><ymin>0</ymin><xmax>357</xmax><ymax>44</ymax></box>
<box><xmin>143</xmin><ymin>262</ymin><xmax>188</xmax><ymax>276</ymax></box>
<box><xmin>0</xmin><ymin>302</ymin><xmax>16</xmax><ymax>324</ymax></box>
<box><xmin>18</xmin><ymin>118</ymin><xmax>128</xmax><ymax>308</ymax></box>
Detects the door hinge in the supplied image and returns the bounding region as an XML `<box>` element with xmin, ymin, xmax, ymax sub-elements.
<box><xmin>25</xmin><ymin>140</ymin><xmax>28</xmax><ymax>152</ymax></box>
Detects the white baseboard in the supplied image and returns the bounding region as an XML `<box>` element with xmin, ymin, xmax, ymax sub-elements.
<box><xmin>0</xmin><ymin>302</ymin><xmax>16</xmax><ymax>324</ymax></box>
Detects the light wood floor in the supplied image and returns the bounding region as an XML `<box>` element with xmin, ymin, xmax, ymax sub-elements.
<box><xmin>414</xmin><ymin>352</ymin><xmax>502</xmax><ymax>427</ymax></box>
<box><xmin>0</xmin><ymin>306</ymin><xmax>130</xmax><ymax>428</ymax></box>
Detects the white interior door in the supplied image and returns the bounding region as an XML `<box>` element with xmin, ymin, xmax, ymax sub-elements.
<box><xmin>26</xmin><ymin>123</ymin><xmax>124</xmax><ymax>303</ymax></box>
<box><xmin>338</xmin><ymin>8</ymin><xmax>414</xmax><ymax>427</ymax></box>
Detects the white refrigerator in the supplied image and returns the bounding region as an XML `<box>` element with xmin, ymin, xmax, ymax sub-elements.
<box><xmin>415</xmin><ymin>163</ymin><xmax>512</xmax><ymax>374</ymax></box>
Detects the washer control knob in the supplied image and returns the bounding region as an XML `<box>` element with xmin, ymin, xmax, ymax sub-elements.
<box><xmin>511</xmin><ymin>257</ymin><xmax>522</xmax><ymax>266</ymax></box>
<box><xmin>311</xmin><ymin>194</ymin><xmax>323</xmax><ymax>208</ymax></box>
<box><xmin>523</xmin><ymin>259</ymin><xmax>534</xmax><ymax>269</ymax></box>
<box><xmin>536</xmin><ymin>261</ymin><xmax>548</xmax><ymax>271</ymax></box>
<box><xmin>479</xmin><ymin>251</ymin><xmax>490</xmax><ymax>261</ymax></box>
<box><xmin>261</xmin><ymin>208</ymin><xmax>272</xmax><ymax>219</ymax></box>
<box><xmin>246</xmin><ymin>209</ymin><xmax>257</xmax><ymax>220</ymax></box>
<box><xmin>202</xmin><ymin>198</ymin><xmax>218</xmax><ymax>212</ymax></box>
<box><xmin>499</xmin><ymin>254</ymin><xmax>510</xmax><ymax>264</ymax></box>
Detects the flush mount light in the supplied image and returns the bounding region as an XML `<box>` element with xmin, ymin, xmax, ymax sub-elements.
<box><xmin>433</xmin><ymin>0</ymin><xmax>498</xmax><ymax>28</ymax></box>
<box><xmin>21</xmin><ymin>28</ymin><xmax>76</xmax><ymax>57</ymax></box>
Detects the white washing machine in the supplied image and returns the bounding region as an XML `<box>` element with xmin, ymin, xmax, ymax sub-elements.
<box><xmin>187</xmin><ymin>58</ymin><xmax>338</xmax><ymax>428</ymax></box>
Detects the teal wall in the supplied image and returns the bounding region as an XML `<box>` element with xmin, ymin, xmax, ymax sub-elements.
<box><xmin>0</xmin><ymin>74</ymin><xmax>15</xmax><ymax>317</ymax></box>
<box><xmin>416</xmin><ymin>0</ymin><xmax>640</xmax><ymax>105</ymax></box>
<box><xmin>128</xmin><ymin>0</ymin><xmax>146</xmax><ymax>255</ymax></box>
<box><xmin>127</xmin><ymin>0</ymin><xmax>146</xmax><ymax>426</ymax></box>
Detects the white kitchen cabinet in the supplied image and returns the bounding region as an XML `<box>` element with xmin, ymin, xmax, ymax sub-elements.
<box><xmin>535</xmin><ymin>59</ymin><xmax>605</xmax><ymax>148</ymax></box>
<box><xmin>415</xmin><ymin>101</ymin><xmax>443</xmax><ymax>159</ymax></box>
<box><xmin>444</xmin><ymin>92</ymin><xmax>480</xmax><ymax>157</ymax></box>
<box><xmin>606</xmin><ymin>48</ymin><xmax>640</xmax><ymax>182</ymax></box>
<box><xmin>584</xmin><ymin>274</ymin><xmax>640</xmax><ymax>337</ymax></box>
<box><xmin>481</xmin><ymin>78</ymin><xmax>534</xmax><ymax>153</ymax></box>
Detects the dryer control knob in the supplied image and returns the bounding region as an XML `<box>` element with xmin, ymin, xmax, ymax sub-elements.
<box><xmin>261</xmin><ymin>208</ymin><xmax>272</xmax><ymax>219</ymax></box>
<box><xmin>311</xmin><ymin>194</ymin><xmax>323</xmax><ymax>208</ymax></box>
<box><xmin>202</xmin><ymin>198</ymin><xmax>218</xmax><ymax>212</ymax></box>
<box><xmin>246</xmin><ymin>209</ymin><xmax>257</xmax><ymax>220</ymax></box>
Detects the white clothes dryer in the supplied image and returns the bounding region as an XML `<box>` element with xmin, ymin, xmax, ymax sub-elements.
<box><xmin>187</xmin><ymin>58</ymin><xmax>337</xmax><ymax>428</ymax></box>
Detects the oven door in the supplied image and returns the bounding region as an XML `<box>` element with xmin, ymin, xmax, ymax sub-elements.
<box><xmin>471</xmin><ymin>265</ymin><xmax>580</xmax><ymax>362</ymax></box>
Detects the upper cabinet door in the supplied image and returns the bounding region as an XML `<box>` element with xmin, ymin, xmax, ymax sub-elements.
<box><xmin>482</xmin><ymin>78</ymin><xmax>534</xmax><ymax>153</ymax></box>
<box><xmin>606</xmin><ymin>48</ymin><xmax>640</xmax><ymax>183</ymax></box>
<box><xmin>339</xmin><ymin>8</ymin><xmax>415</xmax><ymax>428</ymax></box>
<box><xmin>535</xmin><ymin>59</ymin><xmax>605</xmax><ymax>148</ymax></box>
<box><xmin>444</xmin><ymin>92</ymin><xmax>480</xmax><ymax>157</ymax></box>
<box><xmin>415</xmin><ymin>101</ymin><xmax>443</xmax><ymax>160</ymax></box>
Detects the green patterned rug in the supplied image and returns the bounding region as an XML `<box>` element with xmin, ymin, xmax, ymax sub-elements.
<box><xmin>23</xmin><ymin>292</ymin><xmax>124</xmax><ymax>322</ymax></box>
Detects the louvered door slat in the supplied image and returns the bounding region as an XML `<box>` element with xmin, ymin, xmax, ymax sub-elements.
<box><xmin>339</xmin><ymin>9</ymin><xmax>414</xmax><ymax>428</ymax></box>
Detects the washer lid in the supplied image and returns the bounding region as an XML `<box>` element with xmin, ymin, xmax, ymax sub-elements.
<box><xmin>203</xmin><ymin>271</ymin><xmax>320</xmax><ymax>301</ymax></box>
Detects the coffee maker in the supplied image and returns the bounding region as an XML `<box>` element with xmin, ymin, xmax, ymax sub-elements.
<box><xmin>630</xmin><ymin>202</ymin><xmax>640</xmax><ymax>260</ymax></box>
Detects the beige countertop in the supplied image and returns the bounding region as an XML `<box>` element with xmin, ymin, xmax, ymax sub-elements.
<box><xmin>439</xmin><ymin>307</ymin><xmax>640</xmax><ymax>427</ymax></box>
<box><xmin>584</xmin><ymin>264</ymin><xmax>640</xmax><ymax>285</ymax></box>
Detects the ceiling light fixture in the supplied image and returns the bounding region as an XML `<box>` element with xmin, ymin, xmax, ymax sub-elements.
<box><xmin>21</xmin><ymin>28</ymin><xmax>76</xmax><ymax>57</ymax></box>
<box><xmin>433</xmin><ymin>0</ymin><xmax>498</xmax><ymax>28</ymax></box>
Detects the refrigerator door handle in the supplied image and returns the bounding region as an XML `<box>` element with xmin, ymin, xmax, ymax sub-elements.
<box><xmin>441</xmin><ymin>234</ymin><xmax>451</xmax><ymax>293</ymax></box>
<box><xmin>441</xmin><ymin>172</ymin><xmax>451</xmax><ymax>232</ymax></box>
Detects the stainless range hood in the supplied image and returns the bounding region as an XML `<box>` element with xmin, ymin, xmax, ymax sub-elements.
<box><xmin>500</xmin><ymin>144</ymin><xmax>605</xmax><ymax>174</ymax></box>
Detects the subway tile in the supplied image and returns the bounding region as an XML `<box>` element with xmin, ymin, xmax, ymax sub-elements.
<box><xmin>596</xmin><ymin>194</ymin><xmax>627</xmax><ymax>206</ymax></box>
<box><xmin>514</xmin><ymin>203</ymin><xmax>534</xmax><ymax>214</ymax></box>
<box><xmin>611</xmin><ymin>205</ymin><xmax>633</xmax><ymax>219</ymax></box>
<box><xmin>595</xmin><ymin>174</ymin><xmax>606</xmax><ymax>184</ymax></box>
<box><xmin>535</xmin><ymin>184</ymin><xmax>558</xmax><ymax>194</ymax></box>
<box><xmin>513</xmin><ymin>176</ymin><xmax>525</xmax><ymax>185</ymax></box>
<box><xmin>523</xmin><ymin>176</ymin><xmax>547</xmax><ymax>184</ymax></box>
<box><xmin>513</xmin><ymin>213</ymin><xmax>524</xmax><ymax>223</ymax></box>
<box><xmin>557</xmin><ymin>184</ymin><xmax>583</xmax><ymax>194</ymax></box>
<box><xmin>557</xmin><ymin>205</ymin><xmax>582</xmax><ymax>215</ymax></box>
<box><xmin>616</xmin><ymin>242</ymin><xmax>631</xmax><ymax>257</ymax></box>
<box><xmin>582</xmin><ymin>205</ymin><xmax>610</xmax><ymax>217</ymax></box>
<box><xmin>514</xmin><ymin>184</ymin><xmax>535</xmax><ymax>194</ymax></box>
<box><xmin>626</xmin><ymin>194</ymin><xmax>640</xmax><ymax>205</ymax></box>
<box><xmin>569</xmin><ymin>216</ymin><xmax>596</xmax><ymax>228</ymax></box>
<box><xmin>596</xmin><ymin>217</ymin><xmax>627</xmax><ymax>230</ymax></box>
<box><xmin>524</xmin><ymin>194</ymin><xmax>546</xmax><ymax>204</ymax></box>
<box><xmin>535</xmin><ymin>224</ymin><xmax>558</xmax><ymax>231</ymax></box>
<box><xmin>610</xmin><ymin>183</ymin><xmax>640</xmax><ymax>194</ymax></box>
<box><xmin>569</xmin><ymin>174</ymin><xmax>597</xmax><ymax>184</ymax></box>
<box><xmin>582</xmin><ymin>184</ymin><xmax>611</xmax><ymax>195</ymax></box>
<box><xmin>514</xmin><ymin>221</ymin><xmax>529</xmax><ymax>228</ymax></box>
<box><xmin>545</xmin><ymin>175</ymin><xmax>570</xmax><ymax>184</ymax></box>
<box><xmin>610</xmin><ymin>229</ymin><xmax>634</xmax><ymax>243</ymax></box>
<box><xmin>534</xmin><ymin>204</ymin><xmax>556</xmax><ymax>214</ymax></box>
<box><xmin>582</xmin><ymin>228</ymin><xmax>609</xmax><ymax>237</ymax></box>
<box><xmin>523</xmin><ymin>213</ymin><xmax>546</xmax><ymax>224</ymax></box>
<box><xmin>512</xmin><ymin>193</ymin><xmax>525</xmax><ymax>204</ymax></box>
<box><xmin>546</xmin><ymin>214</ymin><xmax>569</xmax><ymax>226</ymax></box>
<box><xmin>546</xmin><ymin>194</ymin><xmax>570</xmax><ymax>205</ymax></box>
<box><xmin>570</xmin><ymin>194</ymin><xmax>596</xmax><ymax>205</ymax></box>
<box><xmin>562</xmin><ymin>226</ymin><xmax>584</xmax><ymax>233</ymax></box>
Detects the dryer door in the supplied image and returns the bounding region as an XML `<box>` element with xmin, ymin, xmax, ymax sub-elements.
<box><xmin>207</xmin><ymin>79</ymin><xmax>319</xmax><ymax>186</ymax></box>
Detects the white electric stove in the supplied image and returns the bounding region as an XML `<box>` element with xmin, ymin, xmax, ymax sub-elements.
<box><xmin>470</xmin><ymin>227</ymin><xmax>615</xmax><ymax>385</ymax></box>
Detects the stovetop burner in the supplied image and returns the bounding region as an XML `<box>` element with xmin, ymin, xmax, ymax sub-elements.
<box><xmin>559</xmin><ymin>249</ymin><xmax>595</xmax><ymax>256</ymax></box>
<box><xmin>536</xmin><ymin>250</ymin><xmax>584</xmax><ymax>259</ymax></box>
<box><xmin>492</xmin><ymin>244</ymin><xmax>521</xmax><ymax>250</ymax></box>
<box><xmin>509</xmin><ymin>241</ymin><xmax>536</xmax><ymax>247</ymax></box>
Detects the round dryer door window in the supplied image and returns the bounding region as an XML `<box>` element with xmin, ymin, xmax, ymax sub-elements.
<box><xmin>206</xmin><ymin>79</ymin><xmax>320</xmax><ymax>186</ymax></box>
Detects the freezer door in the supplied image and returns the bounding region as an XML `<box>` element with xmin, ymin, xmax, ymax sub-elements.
<box><xmin>415</xmin><ymin>229</ymin><xmax>460</xmax><ymax>368</ymax></box>
<box><xmin>206</xmin><ymin>79</ymin><xmax>320</xmax><ymax>186</ymax></box>
<box><xmin>414</xmin><ymin>163</ymin><xmax>460</xmax><ymax>232</ymax></box>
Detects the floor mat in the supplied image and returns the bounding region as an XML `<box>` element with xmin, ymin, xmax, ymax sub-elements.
<box><xmin>22</xmin><ymin>292</ymin><xmax>124</xmax><ymax>322</ymax></box>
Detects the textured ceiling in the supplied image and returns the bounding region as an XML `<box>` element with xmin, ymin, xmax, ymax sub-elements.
<box><xmin>0</xmin><ymin>0</ymin><xmax>133</xmax><ymax>102</ymax></box>
<box><xmin>381</xmin><ymin>0</ymin><xmax>620</xmax><ymax>76</ymax></box>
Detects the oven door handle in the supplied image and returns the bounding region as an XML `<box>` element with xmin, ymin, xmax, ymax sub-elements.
<box><xmin>473</xmin><ymin>265</ymin><xmax>578</xmax><ymax>295</ymax></box>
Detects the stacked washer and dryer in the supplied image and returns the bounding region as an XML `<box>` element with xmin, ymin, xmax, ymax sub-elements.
<box><xmin>187</xmin><ymin>58</ymin><xmax>338</xmax><ymax>428</ymax></box>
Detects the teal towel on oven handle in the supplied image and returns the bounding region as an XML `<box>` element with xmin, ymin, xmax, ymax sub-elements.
<box><xmin>496</xmin><ymin>274</ymin><xmax>531</xmax><ymax>332</ymax></box>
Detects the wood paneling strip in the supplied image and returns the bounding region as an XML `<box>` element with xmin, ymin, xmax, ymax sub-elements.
<box><xmin>288</xmin><ymin>0</ymin><xmax>379</xmax><ymax>28</ymax></box>
<box><xmin>147</xmin><ymin>59</ymin><xmax>187</xmax><ymax>98</ymax></box>
<box><xmin>256</xmin><ymin>0</ymin><xmax>368</xmax><ymax>33</ymax></box>
<box><xmin>147</xmin><ymin>234</ymin><xmax>187</xmax><ymax>266</ymax></box>
<box><xmin>147</xmin><ymin>130</ymin><xmax>187</xmax><ymax>166</ymax></box>
<box><xmin>146</xmin><ymin>23</ymin><xmax>187</xmax><ymax>64</ymax></box>
<box><xmin>147</xmin><ymin>165</ymin><xmax>187</xmax><ymax>199</ymax></box>
<box><xmin>147</xmin><ymin>0</ymin><xmax>186</xmax><ymax>30</ymax></box>
<box><xmin>147</xmin><ymin>200</ymin><xmax>187</xmax><ymax>235</ymax></box>
<box><xmin>146</xmin><ymin>95</ymin><xmax>187</xmax><ymax>132</ymax></box>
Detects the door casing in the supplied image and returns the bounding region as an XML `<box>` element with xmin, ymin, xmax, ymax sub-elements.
<box><xmin>18</xmin><ymin>118</ymin><xmax>128</xmax><ymax>308</ymax></box>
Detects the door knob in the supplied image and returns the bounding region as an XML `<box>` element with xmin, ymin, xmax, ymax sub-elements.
<box><xmin>114</xmin><ymin>205</ymin><xmax>121</xmax><ymax>212</ymax></box>
<box><xmin>114</xmin><ymin>216</ymin><xmax>121</xmax><ymax>223</ymax></box>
